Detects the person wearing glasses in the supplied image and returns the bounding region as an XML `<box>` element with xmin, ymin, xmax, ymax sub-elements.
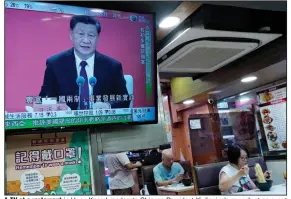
<box><xmin>219</xmin><ymin>144</ymin><xmax>271</xmax><ymax>195</ymax></box>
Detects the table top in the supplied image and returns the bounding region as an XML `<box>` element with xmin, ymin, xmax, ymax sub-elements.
<box><xmin>157</xmin><ymin>183</ymin><xmax>194</xmax><ymax>192</ymax></box>
<box><xmin>234</xmin><ymin>184</ymin><xmax>286</xmax><ymax>195</ymax></box>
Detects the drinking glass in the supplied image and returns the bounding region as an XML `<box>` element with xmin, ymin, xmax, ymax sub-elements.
<box><xmin>283</xmin><ymin>172</ymin><xmax>287</xmax><ymax>185</ymax></box>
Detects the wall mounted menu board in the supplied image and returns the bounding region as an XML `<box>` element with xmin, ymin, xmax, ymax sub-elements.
<box><xmin>257</xmin><ymin>84</ymin><xmax>286</xmax><ymax>151</ymax></box>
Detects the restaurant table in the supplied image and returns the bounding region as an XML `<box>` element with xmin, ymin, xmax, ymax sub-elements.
<box><xmin>157</xmin><ymin>183</ymin><xmax>195</xmax><ymax>195</ymax></box>
<box><xmin>233</xmin><ymin>184</ymin><xmax>286</xmax><ymax>195</ymax></box>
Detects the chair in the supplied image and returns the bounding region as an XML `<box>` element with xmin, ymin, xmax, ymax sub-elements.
<box><xmin>180</xmin><ymin>161</ymin><xmax>193</xmax><ymax>181</ymax></box>
<box><xmin>140</xmin><ymin>160</ymin><xmax>193</xmax><ymax>195</ymax></box>
<box><xmin>248</xmin><ymin>157</ymin><xmax>268</xmax><ymax>181</ymax></box>
<box><xmin>193</xmin><ymin>157</ymin><xmax>267</xmax><ymax>195</ymax></box>
<box><xmin>141</xmin><ymin>165</ymin><xmax>157</xmax><ymax>195</ymax></box>
<box><xmin>124</xmin><ymin>75</ymin><xmax>133</xmax><ymax>108</ymax></box>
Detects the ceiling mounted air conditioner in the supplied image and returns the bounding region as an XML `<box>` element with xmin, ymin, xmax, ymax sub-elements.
<box><xmin>158</xmin><ymin>28</ymin><xmax>282</xmax><ymax>73</ymax></box>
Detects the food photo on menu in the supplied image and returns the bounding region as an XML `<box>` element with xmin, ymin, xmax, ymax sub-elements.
<box><xmin>257</xmin><ymin>84</ymin><xmax>286</xmax><ymax>152</ymax></box>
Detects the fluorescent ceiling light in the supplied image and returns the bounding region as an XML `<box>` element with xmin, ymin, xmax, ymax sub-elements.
<box><xmin>183</xmin><ymin>99</ymin><xmax>195</xmax><ymax>105</ymax></box>
<box><xmin>240</xmin><ymin>98</ymin><xmax>250</xmax><ymax>103</ymax></box>
<box><xmin>241</xmin><ymin>76</ymin><xmax>257</xmax><ymax>83</ymax></box>
<box><xmin>159</xmin><ymin>16</ymin><xmax>180</xmax><ymax>28</ymax></box>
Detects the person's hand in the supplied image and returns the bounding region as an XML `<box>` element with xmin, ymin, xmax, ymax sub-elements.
<box><xmin>135</xmin><ymin>161</ymin><xmax>142</xmax><ymax>167</ymax></box>
<box><xmin>93</xmin><ymin>102</ymin><xmax>111</xmax><ymax>109</ymax></box>
<box><xmin>238</xmin><ymin>165</ymin><xmax>249</xmax><ymax>177</ymax></box>
<box><xmin>175</xmin><ymin>174</ymin><xmax>184</xmax><ymax>182</ymax></box>
<box><xmin>264</xmin><ymin>170</ymin><xmax>272</xmax><ymax>179</ymax></box>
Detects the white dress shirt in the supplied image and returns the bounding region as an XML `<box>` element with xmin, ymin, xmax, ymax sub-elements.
<box><xmin>74</xmin><ymin>51</ymin><xmax>110</xmax><ymax>109</ymax></box>
<box><xmin>74</xmin><ymin>50</ymin><xmax>95</xmax><ymax>95</ymax></box>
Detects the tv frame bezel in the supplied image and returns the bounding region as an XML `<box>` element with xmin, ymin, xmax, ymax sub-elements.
<box><xmin>4</xmin><ymin>1</ymin><xmax>158</xmax><ymax>134</ymax></box>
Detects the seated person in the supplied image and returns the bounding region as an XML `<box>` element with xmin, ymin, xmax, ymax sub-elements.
<box><xmin>219</xmin><ymin>144</ymin><xmax>271</xmax><ymax>195</ymax></box>
<box><xmin>153</xmin><ymin>149</ymin><xmax>184</xmax><ymax>186</ymax></box>
<box><xmin>143</xmin><ymin>144</ymin><xmax>171</xmax><ymax>166</ymax></box>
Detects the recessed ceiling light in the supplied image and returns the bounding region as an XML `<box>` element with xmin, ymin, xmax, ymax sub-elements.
<box><xmin>183</xmin><ymin>99</ymin><xmax>195</xmax><ymax>105</ymax></box>
<box><xmin>159</xmin><ymin>16</ymin><xmax>180</xmax><ymax>28</ymax></box>
<box><xmin>208</xmin><ymin>90</ymin><xmax>222</xmax><ymax>94</ymax></box>
<box><xmin>241</xmin><ymin>76</ymin><xmax>257</xmax><ymax>83</ymax></box>
<box><xmin>240</xmin><ymin>98</ymin><xmax>250</xmax><ymax>103</ymax></box>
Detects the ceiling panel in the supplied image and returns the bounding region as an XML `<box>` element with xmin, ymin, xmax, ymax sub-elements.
<box><xmin>213</xmin><ymin>60</ymin><xmax>287</xmax><ymax>100</ymax></box>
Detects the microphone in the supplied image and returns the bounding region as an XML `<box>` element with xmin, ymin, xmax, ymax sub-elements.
<box><xmin>76</xmin><ymin>76</ymin><xmax>85</xmax><ymax>110</ymax></box>
<box><xmin>89</xmin><ymin>77</ymin><xmax>97</xmax><ymax>109</ymax></box>
<box><xmin>89</xmin><ymin>76</ymin><xmax>97</xmax><ymax>87</ymax></box>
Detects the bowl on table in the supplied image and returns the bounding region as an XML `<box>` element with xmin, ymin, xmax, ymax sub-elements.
<box><xmin>255</xmin><ymin>180</ymin><xmax>273</xmax><ymax>191</ymax></box>
<box><xmin>182</xmin><ymin>179</ymin><xmax>192</xmax><ymax>186</ymax></box>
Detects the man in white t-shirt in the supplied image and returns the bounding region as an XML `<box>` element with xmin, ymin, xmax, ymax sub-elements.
<box><xmin>104</xmin><ymin>152</ymin><xmax>142</xmax><ymax>195</ymax></box>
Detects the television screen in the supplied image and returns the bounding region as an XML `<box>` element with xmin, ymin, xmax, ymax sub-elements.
<box><xmin>5</xmin><ymin>1</ymin><xmax>157</xmax><ymax>131</ymax></box>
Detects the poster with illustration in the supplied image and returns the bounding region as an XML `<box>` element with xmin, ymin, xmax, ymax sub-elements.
<box><xmin>6</xmin><ymin>132</ymin><xmax>92</xmax><ymax>195</ymax></box>
<box><xmin>257</xmin><ymin>84</ymin><xmax>287</xmax><ymax>151</ymax></box>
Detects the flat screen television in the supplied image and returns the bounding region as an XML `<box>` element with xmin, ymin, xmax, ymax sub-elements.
<box><xmin>5</xmin><ymin>1</ymin><xmax>157</xmax><ymax>131</ymax></box>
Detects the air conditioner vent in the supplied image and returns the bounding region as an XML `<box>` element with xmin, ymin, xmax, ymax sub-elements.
<box><xmin>159</xmin><ymin>40</ymin><xmax>259</xmax><ymax>73</ymax></box>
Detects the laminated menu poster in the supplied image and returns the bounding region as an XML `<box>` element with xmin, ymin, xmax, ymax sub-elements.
<box><xmin>6</xmin><ymin>132</ymin><xmax>92</xmax><ymax>195</ymax></box>
<box><xmin>257</xmin><ymin>84</ymin><xmax>287</xmax><ymax>151</ymax></box>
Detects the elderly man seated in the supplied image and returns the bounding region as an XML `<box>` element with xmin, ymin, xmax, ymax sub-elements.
<box><xmin>153</xmin><ymin>149</ymin><xmax>184</xmax><ymax>186</ymax></box>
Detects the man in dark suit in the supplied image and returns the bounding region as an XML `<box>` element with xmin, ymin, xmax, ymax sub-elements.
<box><xmin>39</xmin><ymin>15</ymin><xmax>130</xmax><ymax>110</ymax></box>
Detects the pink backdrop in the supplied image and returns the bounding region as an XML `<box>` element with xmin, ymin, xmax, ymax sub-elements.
<box><xmin>5</xmin><ymin>9</ymin><xmax>155</xmax><ymax>112</ymax></box>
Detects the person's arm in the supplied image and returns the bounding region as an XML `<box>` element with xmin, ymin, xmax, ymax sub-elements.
<box><xmin>117</xmin><ymin>153</ymin><xmax>142</xmax><ymax>170</ymax></box>
<box><xmin>171</xmin><ymin>163</ymin><xmax>185</xmax><ymax>182</ymax></box>
<box><xmin>219</xmin><ymin>165</ymin><xmax>250</xmax><ymax>193</ymax></box>
<box><xmin>155</xmin><ymin>174</ymin><xmax>184</xmax><ymax>186</ymax></box>
<box><xmin>219</xmin><ymin>172</ymin><xmax>243</xmax><ymax>192</ymax></box>
<box><xmin>248</xmin><ymin>175</ymin><xmax>257</xmax><ymax>189</ymax></box>
<box><xmin>124</xmin><ymin>161</ymin><xmax>142</xmax><ymax>170</ymax></box>
<box><xmin>39</xmin><ymin>59</ymin><xmax>57</xmax><ymax>97</ymax></box>
<box><xmin>156</xmin><ymin>180</ymin><xmax>173</xmax><ymax>187</ymax></box>
<box><xmin>153</xmin><ymin>168</ymin><xmax>172</xmax><ymax>187</ymax></box>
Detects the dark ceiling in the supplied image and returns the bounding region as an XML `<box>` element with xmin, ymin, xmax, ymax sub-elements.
<box><xmin>49</xmin><ymin>1</ymin><xmax>286</xmax><ymax>51</ymax></box>
<box><xmin>205</xmin><ymin>1</ymin><xmax>287</xmax><ymax>12</ymax></box>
